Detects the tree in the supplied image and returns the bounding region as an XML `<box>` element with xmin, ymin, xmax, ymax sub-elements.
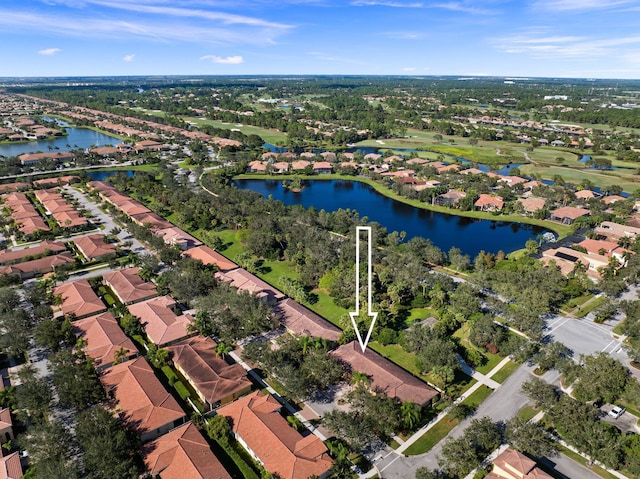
<box><xmin>50</xmin><ymin>350</ymin><xmax>104</xmax><ymax>409</ymax></box>
<box><xmin>400</xmin><ymin>401</ymin><xmax>421</xmax><ymax>430</ymax></box>
<box><xmin>572</xmin><ymin>353</ymin><xmax>629</xmax><ymax>404</ymax></box>
<box><xmin>76</xmin><ymin>406</ymin><xmax>140</xmax><ymax>479</ymax></box>
<box><xmin>15</xmin><ymin>366</ymin><xmax>53</xmax><ymax>423</ymax></box>
<box><xmin>505</xmin><ymin>416</ymin><xmax>556</xmax><ymax>457</ymax></box>
<box><xmin>34</xmin><ymin>317</ymin><xmax>75</xmax><ymax>351</ymax></box>
<box><xmin>521</xmin><ymin>378</ymin><xmax>559</xmax><ymax>410</ymax></box>
<box><xmin>205</xmin><ymin>414</ymin><xmax>231</xmax><ymax>444</ymax></box>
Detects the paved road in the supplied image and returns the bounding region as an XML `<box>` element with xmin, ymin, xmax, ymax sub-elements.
<box><xmin>539</xmin><ymin>453</ymin><xmax>603</xmax><ymax>479</ymax></box>
<box><xmin>374</xmin><ymin>363</ymin><xmax>544</xmax><ymax>478</ymax></box>
<box><xmin>546</xmin><ymin>314</ymin><xmax>628</xmax><ymax>361</ymax></box>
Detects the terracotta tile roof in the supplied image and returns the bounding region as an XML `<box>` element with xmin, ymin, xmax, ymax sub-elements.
<box><xmin>312</xmin><ymin>161</ymin><xmax>333</xmax><ymax>170</ymax></box>
<box><xmin>72</xmin><ymin>311</ymin><xmax>138</xmax><ymax>369</ymax></box>
<box><xmin>603</xmin><ymin>194</ymin><xmax>625</xmax><ymax>205</ymax></box>
<box><xmin>474</xmin><ymin>194</ymin><xmax>504</xmax><ymax>210</ymax></box>
<box><xmin>153</xmin><ymin>226</ymin><xmax>202</xmax><ymax>250</ymax></box>
<box><xmin>595</xmin><ymin>221</ymin><xmax>640</xmax><ymax>240</ymax></box>
<box><xmin>330</xmin><ymin>341</ymin><xmax>439</xmax><ymax>406</ymax></box>
<box><xmin>74</xmin><ymin>234</ymin><xmax>117</xmax><ymax>260</ymax></box>
<box><xmin>103</xmin><ymin>267</ymin><xmax>158</xmax><ymax>304</ymax></box>
<box><xmin>575</xmin><ymin>189</ymin><xmax>597</xmax><ymax>200</ymax></box>
<box><xmin>100</xmin><ymin>357</ymin><xmax>186</xmax><ymax>438</ymax></box>
<box><xmin>54</xmin><ymin>210</ymin><xmax>88</xmax><ymax>228</ymax></box>
<box><xmin>217</xmin><ymin>391</ymin><xmax>332</xmax><ymax>479</ymax></box>
<box><xmin>127</xmin><ymin>295</ymin><xmax>193</xmax><ymax>346</ymax></box>
<box><xmin>577</xmin><ymin>238</ymin><xmax>620</xmax><ymax>255</ymax></box>
<box><xmin>18</xmin><ymin>216</ymin><xmax>50</xmax><ymax>235</ymax></box>
<box><xmin>214</xmin><ymin>268</ymin><xmax>285</xmax><ymax>303</ymax></box>
<box><xmin>0</xmin><ymin>252</ymin><xmax>74</xmax><ymax>278</ymax></box>
<box><xmin>518</xmin><ymin>197</ymin><xmax>546</xmax><ymax>213</ymax></box>
<box><xmin>493</xmin><ymin>448</ymin><xmax>536</xmax><ymax>476</ymax></box>
<box><xmin>167</xmin><ymin>336</ymin><xmax>251</xmax><ymax>406</ymax></box>
<box><xmin>550</xmin><ymin>206</ymin><xmax>590</xmax><ymax>220</ymax></box>
<box><xmin>143</xmin><ymin>423</ymin><xmax>231</xmax><ymax>479</ymax></box>
<box><xmin>0</xmin><ymin>452</ymin><xmax>23</xmax><ymax>479</ymax></box>
<box><xmin>117</xmin><ymin>200</ymin><xmax>152</xmax><ymax>217</ymax></box>
<box><xmin>130</xmin><ymin>211</ymin><xmax>172</xmax><ymax>229</ymax></box>
<box><xmin>0</xmin><ymin>408</ymin><xmax>12</xmax><ymax>431</ymax></box>
<box><xmin>0</xmin><ymin>240</ymin><xmax>66</xmax><ymax>265</ymax></box>
<box><xmin>291</xmin><ymin>160</ymin><xmax>311</xmax><ymax>170</ymax></box>
<box><xmin>53</xmin><ymin>279</ymin><xmax>106</xmax><ymax>319</ymax></box>
<box><xmin>274</xmin><ymin>299</ymin><xmax>341</xmax><ymax>341</ymax></box>
<box><xmin>182</xmin><ymin>245</ymin><xmax>238</xmax><ymax>273</ymax></box>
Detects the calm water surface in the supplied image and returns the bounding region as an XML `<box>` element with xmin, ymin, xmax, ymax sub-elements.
<box><xmin>236</xmin><ymin>179</ymin><xmax>548</xmax><ymax>257</ymax></box>
<box><xmin>0</xmin><ymin>128</ymin><xmax>120</xmax><ymax>158</ymax></box>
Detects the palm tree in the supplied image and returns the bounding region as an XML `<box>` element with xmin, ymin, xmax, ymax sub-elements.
<box><xmin>400</xmin><ymin>401</ymin><xmax>421</xmax><ymax>430</ymax></box>
<box><xmin>215</xmin><ymin>342</ymin><xmax>232</xmax><ymax>360</ymax></box>
<box><xmin>350</xmin><ymin>371</ymin><xmax>369</xmax><ymax>386</ymax></box>
<box><xmin>113</xmin><ymin>346</ymin><xmax>129</xmax><ymax>365</ymax></box>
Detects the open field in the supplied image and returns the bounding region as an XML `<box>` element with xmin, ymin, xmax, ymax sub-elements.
<box><xmin>519</xmin><ymin>164</ymin><xmax>640</xmax><ymax>192</ymax></box>
<box><xmin>183</xmin><ymin>117</ymin><xmax>288</xmax><ymax>145</ymax></box>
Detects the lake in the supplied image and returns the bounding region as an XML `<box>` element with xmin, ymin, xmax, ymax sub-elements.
<box><xmin>85</xmin><ymin>170</ymin><xmax>135</xmax><ymax>181</ymax></box>
<box><xmin>0</xmin><ymin>128</ymin><xmax>121</xmax><ymax>158</ymax></box>
<box><xmin>235</xmin><ymin>179</ymin><xmax>548</xmax><ymax>258</ymax></box>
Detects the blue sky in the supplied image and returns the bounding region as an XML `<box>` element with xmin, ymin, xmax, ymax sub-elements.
<box><xmin>2</xmin><ymin>0</ymin><xmax>640</xmax><ymax>79</ymax></box>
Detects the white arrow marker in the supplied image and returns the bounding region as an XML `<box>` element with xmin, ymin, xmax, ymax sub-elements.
<box><xmin>349</xmin><ymin>226</ymin><xmax>379</xmax><ymax>353</ymax></box>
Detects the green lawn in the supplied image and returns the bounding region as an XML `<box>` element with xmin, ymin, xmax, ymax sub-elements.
<box><xmin>406</xmin><ymin>307</ymin><xmax>438</xmax><ymax>324</ymax></box>
<box><xmin>516</xmin><ymin>405</ymin><xmax>539</xmax><ymax>422</ymax></box>
<box><xmin>573</xmin><ymin>295</ymin><xmax>607</xmax><ymax>318</ymax></box>
<box><xmin>183</xmin><ymin>117</ymin><xmax>288</xmax><ymax>145</ymax></box>
<box><xmin>404</xmin><ymin>415</ymin><xmax>460</xmax><ymax>455</ymax></box>
<box><xmin>369</xmin><ymin>343</ymin><xmax>423</xmax><ymax>378</ymax></box>
<box><xmin>490</xmin><ymin>360</ymin><xmax>520</xmax><ymax>384</ymax></box>
<box><xmin>462</xmin><ymin>385</ymin><xmax>493</xmax><ymax>408</ymax></box>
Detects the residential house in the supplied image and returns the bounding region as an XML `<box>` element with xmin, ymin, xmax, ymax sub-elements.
<box><xmin>434</xmin><ymin>189</ymin><xmax>467</xmax><ymax>207</ymax></box>
<box><xmin>594</xmin><ymin>221</ymin><xmax>640</xmax><ymax>242</ymax></box>
<box><xmin>498</xmin><ymin>176</ymin><xmax>527</xmax><ymax>187</ymax></box>
<box><xmin>0</xmin><ymin>409</ymin><xmax>13</xmax><ymax>444</ymax></box>
<box><xmin>103</xmin><ymin>267</ymin><xmax>158</xmax><ymax>305</ymax></box>
<box><xmin>247</xmin><ymin>161</ymin><xmax>267</xmax><ymax>173</ymax></box>
<box><xmin>272</xmin><ymin>161</ymin><xmax>290</xmax><ymax>174</ymax></box>
<box><xmin>142</xmin><ymin>423</ymin><xmax>231</xmax><ymax>479</ymax></box>
<box><xmin>127</xmin><ymin>295</ymin><xmax>194</xmax><ymax>346</ymax></box>
<box><xmin>603</xmin><ymin>195</ymin><xmax>626</xmax><ymax>206</ymax></box>
<box><xmin>167</xmin><ymin>336</ymin><xmax>251</xmax><ymax>410</ymax></box>
<box><xmin>0</xmin><ymin>452</ymin><xmax>22</xmax><ymax>479</ymax></box>
<box><xmin>217</xmin><ymin>391</ymin><xmax>332</xmax><ymax>479</ymax></box>
<box><xmin>320</xmin><ymin>151</ymin><xmax>337</xmax><ymax>162</ymax></box>
<box><xmin>330</xmin><ymin>341</ymin><xmax>439</xmax><ymax>407</ymax></box>
<box><xmin>291</xmin><ymin>160</ymin><xmax>311</xmax><ymax>171</ymax></box>
<box><xmin>312</xmin><ymin>161</ymin><xmax>333</xmax><ymax>174</ymax></box>
<box><xmin>575</xmin><ymin>189</ymin><xmax>597</xmax><ymax>201</ymax></box>
<box><xmin>364</xmin><ymin>153</ymin><xmax>382</xmax><ymax>162</ymax></box>
<box><xmin>153</xmin><ymin>226</ymin><xmax>202</xmax><ymax>251</ymax></box>
<box><xmin>459</xmin><ymin>168</ymin><xmax>484</xmax><ymax>175</ymax></box>
<box><xmin>517</xmin><ymin>197</ymin><xmax>546</xmax><ymax>215</ymax></box>
<box><xmin>74</xmin><ymin>234</ymin><xmax>117</xmax><ymax>262</ymax></box>
<box><xmin>182</xmin><ymin>245</ymin><xmax>238</xmax><ymax>273</ymax></box>
<box><xmin>100</xmin><ymin>357</ymin><xmax>187</xmax><ymax>442</ymax></box>
<box><xmin>0</xmin><ymin>240</ymin><xmax>65</xmax><ymax>265</ymax></box>
<box><xmin>436</xmin><ymin>164</ymin><xmax>461</xmax><ymax>174</ymax></box>
<box><xmin>0</xmin><ymin>252</ymin><xmax>74</xmax><ymax>280</ymax></box>
<box><xmin>541</xmin><ymin>247</ymin><xmax>608</xmax><ymax>280</ymax></box>
<box><xmin>53</xmin><ymin>279</ymin><xmax>107</xmax><ymax>319</ymax></box>
<box><xmin>18</xmin><ymin>151</ymin><xmax>74</xmax><ymax>166</ymax></box>
<box><xmin>549</xmin><ymin>206</ymin><xmax>590</xmax><ymax>225</ymax></box>
<box><xmin>72</xmin><ymin>311</ymin><xmax>138</xmax><ymax>371</ymax></box>
<box><xmin>474</xmin><ymin>194</ymin><xmax>504</xmax><ymax>212</ymax></box>
<box><xmin>486</xmin><ymin>448</ymin><xmax>552</xmax><ymax>479</ymax></box>
<box><xmin>577</xmin><ymin>238</ymin><xmax>628</xmax><ymax>264</ymax></box>
<box><xmin>130</xmin><ymin>211</ymin><xmax>172</xmax><ymax>230</ymax></box>
<box><xmin>215</xmin><ymin>268</ymin><xmax>285</xmax><ymax>303</ymax></box>
<box><xmin>274</xmin><ymin>299</ymin><xmax>341</xmax><ymax>342</ymax></box>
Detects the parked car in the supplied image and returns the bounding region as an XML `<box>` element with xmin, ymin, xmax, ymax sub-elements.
<box><xmin>608</xmin><ymin>406</ymin><xmax>626</xmax><ymax>419</ymax></box>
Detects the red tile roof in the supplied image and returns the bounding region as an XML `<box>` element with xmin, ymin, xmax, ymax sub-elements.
<box><xmin>217</xmin><ymin>391</ymin><xmax>332</xmax><ymax>479</ymax></box>
<box><xmin>74</xmin><ymin>234</ymin><xmax>117</xmax><ymax>260</ymax></box>
<box><xmin>0</xmin><ymin>252</ymin><xmax>74</xmax><ymax>278</ymax></box>
<box><xmin>143</xmin><ymin>423</ymin><xmax>231</xmax><ymax>479</ymax></box>
<box><xmin>103</xmin><ymin>267</ymin><xmax>158</xmax><ymax>304</ymax></box>
<box><xmin>72</xmin><ymin>311</ymin><xmax>138</xmax><ymax>369</ymax></box>
<box><xmin>182</xmin><ymin>245</ymin><xmax>238</xmax><ymax>273</ymax></box>
<box><xmin>53</xmin><ymin>279</ymin><xmax>107</xmax><ymax>319</ymax></box>
<box><xmin>167</xmin><ymin>336</ymin><xmax>251</xmax><ymax>407</ymax></box>
<box><xmin>0</xmin><ymin>240</ymin><xmax>66</xmax><ymax>265</ymax></box>
<box><xmin>274</xmin><ymin>299</ymin><xmax>341</xmax><ymax>341</ymax></box>
<box><xmin>550</xmin><ymin>206</ymin><xmax>590</xmax><ymax>220</ymax></box>
<box><xmin>127</xmin><ymin>295</ymin><xmax>193</xmax><ymax>346</ymax></box>
<box><xmin>100</xmin><ymin>357</ymin><xmax>186</xmax><ymax>438</ymax></box>
<box><xmin>214</xmin><ymin>268</ymin><xmax>285</xmax><ymax>303</ymax></box>
<box><xmin>0</xmin><ymin>452</ymin><xmax>23</xmax><ymax>479</ymax></box>
<box><xmin>330</xmin><ymin>341</ymin><xmax>439</xmax><ymax>406</ymax></box>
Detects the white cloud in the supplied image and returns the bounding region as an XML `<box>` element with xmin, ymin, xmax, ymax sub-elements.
<box><xmin>123</xmin><ymin>54</ymin><xmax>135</xmax><ymax>61</ymax></box>
<box><xmin>530</xmin><ymin>0</ymin><xmax>637</xmax><ymax>11</ymax></box>
<box><xmin>307</xmin><ymin>51</ymin><xmax>367</xmax><ymax>65</ymax></box>
<box><xmin>0</xmin><ymin>9</ymin><xmax>288</xmax><ymax>45</ymax></box>
<box><xmin>384</xmin><ymin>31</ymin><xmax>426</xmax><ymax>40</ymax></box>
<box><xmin>432</xmin><ymin>2</ymin><xmax>494</xmax><ymax>15</ymax></box>
<box><xmin>200</xmin><ymin>54</ymin><xmax>244</xmax><ymax>64</ymax></box>
<box><xmin>402</xmin><ymin>67</ymin><xmax>416</xmax><ymax>71</ymax></box>
<box><xmin>493</xmin><ymin>30</ymin><xmax>640</xmax><ymax>60</ymax></box>
<box><xmin>351</xmin><ymin>1</ymin><xmax>424</xmax><ymax>7</ymax></box>
<box><xmin>38</xmin><ymin>47</ymin><xmax>61</xmax><ymax>55</ymax></box>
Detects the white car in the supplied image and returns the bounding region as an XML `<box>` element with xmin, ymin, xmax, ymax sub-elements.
<box><xmin>608</xmin><ymin>406</ymin><xmax>626</xmax><ymax>419</ymax></box>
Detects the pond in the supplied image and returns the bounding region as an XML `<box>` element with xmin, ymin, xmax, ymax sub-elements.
<box><xmin>235</xmin><ymin>179</ymin><xmax>549</xmax><ymax>258</ymax></box>
<box><xmin>85</xmin><ymin>170</ymin><xmax>135</xmax><ymax>181</ymax></box>
<box><xmin>0</xmin><ymin>128</ymin><xmax>121</xmax><ymax>158</ymax></box>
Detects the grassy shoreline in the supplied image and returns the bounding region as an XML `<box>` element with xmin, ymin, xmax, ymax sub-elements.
<box><xmin>233</xmin><ymin>173</ymin><xmax>573</xmax><ymax>238</ymax></box>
